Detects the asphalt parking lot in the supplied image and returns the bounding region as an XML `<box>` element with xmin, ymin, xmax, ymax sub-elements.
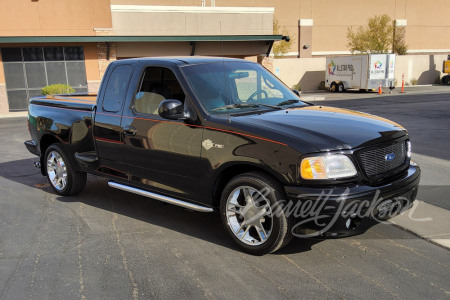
<box><xmin>0</xmin><ymin>88</ymin><xmax>449</xmax><ymax>299</ymax></box>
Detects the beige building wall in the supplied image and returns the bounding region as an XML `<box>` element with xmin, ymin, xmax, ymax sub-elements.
<box><xmin>273</xmin><ymin>54</ymin><xmax>449</xmax><ymax>92</ymax></box>
<box><xmin>0</xmin><ymin>0</ymin><xmax>447</xmax><ymax>54</ymax></box>
<box><xmin>255</xmin><ymin>0</ymin><xmax>449</xmax><ymax>55</ymax></box>
<box><xmin>114</xmin><ymin>0</ymin><xmax>450</xmax><ymax>55</ymax></box>
<box><xmin>0</xmin><ymin>0</ymin><xmax>112</xmax><ymax>36</ymax></box>
<box><xmin>110</xmin><ymin>5</ymin><xmax>273</xmax><ymax>36</ymax></box>
<box><xmin>272</xmin><ymin>57</ymin><xmax>326</xmax><ymax>91</ymax></box>
<box><xmin>83</xmin><ymin>43</ymin><xmax>103</xmax><ymax>82</ymax></box>
<box><xmin>405</xmin><ymin>0</ymin><xmax>450</xmax><ymax>52</ymax></box>
<box><xmin>0</xmin><ymin>0</ymin><xmax>112</xmax><ymax>112</ymax></box>
<box><xmin>395</xmin><ymin>55</ymin><xmax>448</xmax><ymax>85</ymax></box>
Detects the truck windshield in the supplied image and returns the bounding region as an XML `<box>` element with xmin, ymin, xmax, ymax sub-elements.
<box><xmin>181</xmin><ymin>61</ymin><xmax>306</xmax><ymax>114</ymax></box>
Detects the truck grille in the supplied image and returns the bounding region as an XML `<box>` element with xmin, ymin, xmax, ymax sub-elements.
<box><xmin>359</xmin><ymin>142</ymin><xmax>407</xmax><ymax>177</ymax></box>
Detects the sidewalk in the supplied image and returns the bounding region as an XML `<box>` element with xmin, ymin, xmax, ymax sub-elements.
<box><xmin>0</xmin><ymin>111</ymin><xmax>28</xmax><ymax>119</ymax></box>
<box><xmin>390</xmin><ymin>200</ymin><xmax>450</xmax><ymax>249</ymax></box>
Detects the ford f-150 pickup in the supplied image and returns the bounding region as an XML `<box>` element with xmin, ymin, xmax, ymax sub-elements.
<box><xmin>25</xmin><ymin>57</ymin><xmax>420</xmax><ymax>255</ymax></box>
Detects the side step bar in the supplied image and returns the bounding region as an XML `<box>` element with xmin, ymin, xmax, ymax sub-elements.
<box><xmin>108</xmin><ymin>181</ymin><xmax>214</xmax><ymax>213</ymax></box>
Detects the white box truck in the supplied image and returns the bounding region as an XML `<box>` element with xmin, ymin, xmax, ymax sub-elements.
<box><xmin>325</xmin><ymin>54</ymin><xmax>396</xmax><ymax>92</ymax></box>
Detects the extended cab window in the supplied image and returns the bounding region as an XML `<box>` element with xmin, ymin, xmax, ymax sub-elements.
<box><xmin>134</xmin><ymin>67</ymin><xmax>185</xmax><ymax>115</ymax></box>
<box><xmin>102</xmin><ymin>64</ymin><xmax>133</xmax><ymax>112</ymax></box>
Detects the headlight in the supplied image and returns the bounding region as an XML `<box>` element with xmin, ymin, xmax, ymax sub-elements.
<box><xmin>300</xmin><ymin>155</ymin><xmax>357</xmax><ymax>180</ymax></box>
<box><xmin>407</xmin><ymin>140</ymin><xmax>411</xmax><ymax>158</ymax></box>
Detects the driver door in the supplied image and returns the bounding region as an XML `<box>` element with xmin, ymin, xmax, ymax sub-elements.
<box><xmin>121</xmin><ymin>64</ymin><xmax>203</xmax><ymax>202</ymax></box>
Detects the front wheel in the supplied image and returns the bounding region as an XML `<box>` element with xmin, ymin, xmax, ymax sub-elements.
<box><xmin>220</xmin><ymin>172</ymin><xmax>293</xmax><ymax>255</ymax></box>
<box><xmin>45</xmin><ymin>144</ymin><xmax>87</xmax><ymax>196</ymax></box>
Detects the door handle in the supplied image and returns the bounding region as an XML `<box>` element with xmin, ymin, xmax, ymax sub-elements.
<box><xmin>123</xmin><ymin>126</ymin><xmax>137</xmax><ymax>136</ymax></box>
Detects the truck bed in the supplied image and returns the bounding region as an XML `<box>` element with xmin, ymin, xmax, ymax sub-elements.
<box><xmin>27</xmin><ymin>93</ymin><xmax>98</xmax><ymax>173</ymax></box>
<box><xmin>30</xmin><ymin>93</ymin><xmax>97</xmax><ymax>111</ymax></box>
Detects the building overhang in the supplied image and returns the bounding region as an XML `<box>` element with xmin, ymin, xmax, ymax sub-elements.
<box><xmin>0</xmin><ymin>35</ymin><xmax>283</xmax><ymax>44</ymax></box>
<box><xmin>0</xmin><ymin>35</ymin><xmax>287</xmax><ymax>57</ymax></box>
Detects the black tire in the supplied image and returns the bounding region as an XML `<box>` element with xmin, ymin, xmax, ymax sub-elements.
<box><xmin>44</xmin><ymin>144</ymin><xmax>87</xmax><ymax>196</ymax></box>
<box><xmin>442</xmin><ymin>75</ymin><xmax>449</xmax><ymax>85</ymax></box>
<box><xmin>338</xmin><ymin>83</ymin><xmax>344</xmax><ymax>92</ymax></box>
<box><xmin>220</xmin><ymin>172</ymin><xmax>293</xmax><ymax>255</ymax></box>
<box><xmin>330</xmin><ymin>82</ymin><xmax>337</xmax><ymax>92</ymax></box>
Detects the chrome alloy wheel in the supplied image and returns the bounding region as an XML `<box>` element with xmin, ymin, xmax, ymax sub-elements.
<box><xmin>47</xmin><ymin>151</ymin><xmax>68</xmax><ymax>191</ymax></box>
<box><xmin>226</xmin><ymin>186</ymin><xmax>273</xmax><ymax>246</ymax></box>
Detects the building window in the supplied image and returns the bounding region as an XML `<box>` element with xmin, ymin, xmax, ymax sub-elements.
<box><xmin>1</xmin><ymin>46</ymin><xmax>88</xmax><ymax>111</ymax></box>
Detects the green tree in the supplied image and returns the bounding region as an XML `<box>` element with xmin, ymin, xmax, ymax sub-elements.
<box><xmin>393</xmin><ymin>26</ymin><xmax>408</xmax><ymax>55</ymax></box>
<box><xmin>273</xmin><ymin>19</ymin><xmax>294</xmax><ymax>58</ymax></box>
<box><xmin>346</xmin><ymin>14</ymin><xmax>408</xmax><ymax>55</ymax></box>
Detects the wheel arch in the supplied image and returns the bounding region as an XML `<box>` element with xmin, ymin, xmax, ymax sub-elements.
<box><xmin>211</xmin><ymin>163</ymin><xmax>286</xmax><ymax>209</ymax></box>
<box><xmin>339</xmin><ymin>81</ymin><xmax>348</xmax><ymax>90</ymax></box>
<box><xmin>39</xmin><ymin>134</ymin><xmax>60</xmax><ymax>175</ymax></box>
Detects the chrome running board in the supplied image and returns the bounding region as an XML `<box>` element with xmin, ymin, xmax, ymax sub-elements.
<box><xmin>108</xmin><ymin>181</ymin><xmax>214</xmax><ymax>213</ymax></box>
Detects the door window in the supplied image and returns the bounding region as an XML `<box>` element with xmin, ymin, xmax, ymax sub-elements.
<box><xmin>134</xmin><ymin>67</ymin><xmax>185</xmax><ymax>115</ymax></box>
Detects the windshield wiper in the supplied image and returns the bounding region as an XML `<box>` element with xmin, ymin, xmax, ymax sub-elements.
<box><xmin>257</xmin><ymin>103</ymin><xmax>283</xmax><ymax>110</ymax></box>
<box><xmin>212</xmin><ymin>103</ymin><xmax>260</xmax><ymax>111</ymax></box>
<box><xmin>212</xmin><ymin>103</ymin><xmax>282</xmax><ymax>111</ymax></box>
<box><xmin>276</xmin><ymin>99</ymin><xmax>300</xmax><ymax>106</ymax></box>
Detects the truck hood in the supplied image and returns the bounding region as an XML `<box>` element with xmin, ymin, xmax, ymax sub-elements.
<box><xmin>233</xmin><ymin>106</ymin><xmax>407</xmax><ymax>152</ymax></box>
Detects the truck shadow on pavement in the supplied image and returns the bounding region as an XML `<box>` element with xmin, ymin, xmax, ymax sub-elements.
<box><xmin>0</xmin><ymin>157</ymin><xmax>321</xmax><ymax>255</ymax></box>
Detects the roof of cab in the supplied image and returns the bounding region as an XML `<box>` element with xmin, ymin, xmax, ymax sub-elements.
<box><xmin>117</xmin><ymin>56</ymin><xmax>249</xmax><ymax>66</ymax></box>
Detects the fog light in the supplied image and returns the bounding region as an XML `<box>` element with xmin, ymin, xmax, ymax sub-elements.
<box><xmin>345</xmin><ymin>215</ymin><xmax>361</xmax><ymax>230</ymax></box>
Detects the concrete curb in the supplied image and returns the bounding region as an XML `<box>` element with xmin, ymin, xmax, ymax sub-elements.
<box><xmin>301</xmin><ymin>95</ymin><xmax>326</xmax><ymax>101</ymax></box>
<box><xmin>0</xmin><ymin>112</ymin><xmax>28</xmax><ymax>119</ymax></box>
<box><xmin>390</xmin><ymin>200</ymin><xmax>450</xmax><ymax>249</ymax></box>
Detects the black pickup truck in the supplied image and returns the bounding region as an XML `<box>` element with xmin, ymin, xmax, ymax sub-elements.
<box><xmin>25</xmin><ymin>57</ymin><xmax>420</xmax><ymax>255</ymax></box>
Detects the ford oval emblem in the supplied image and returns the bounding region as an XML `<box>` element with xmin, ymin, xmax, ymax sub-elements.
<box><xmin>385</xmin><ymin>153</ymin><xmax>395</xmax><ymax>161</ymax></box>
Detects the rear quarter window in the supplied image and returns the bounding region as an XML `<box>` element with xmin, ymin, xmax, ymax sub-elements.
<box><xmin>102</xmin><ymin>64</ymin><xmax>133</xmax><ymax>112</ymax></box>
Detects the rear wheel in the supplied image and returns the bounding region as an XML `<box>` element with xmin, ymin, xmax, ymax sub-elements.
<box><xmin>330</xmin><ymin>82</ymin><xmax>337</xmax><ymax>92</ymax></box>
<box><xmin>220</xmin><ymin>172</ymin><xmax>293</xmax><ymax>255</ymax></box>
<box><xmin>45</xmin><ymin>144</ymin><xmax>87</xmax><ymax>196</ymax></box>
<box><xmin>338</xmin><ymin>83</ymin><xmax>344</xmax><ymax>92</ymax></box>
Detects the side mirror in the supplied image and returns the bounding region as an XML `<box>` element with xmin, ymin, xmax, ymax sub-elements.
<box><xmin>292</xmin><ymin>89</ymin><xmax>301</xmax><ymax>97</ymax></box>
<box><xmin>158</xmin><ymin>99</ymin><xmax>187</xmax><ymax>120</ymax></box>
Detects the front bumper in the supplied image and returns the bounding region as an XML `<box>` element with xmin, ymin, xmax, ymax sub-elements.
<box><xmin>284</xmin><ymin>163</ymin><xmax>421</xmax><ymax>237</ymax></box>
